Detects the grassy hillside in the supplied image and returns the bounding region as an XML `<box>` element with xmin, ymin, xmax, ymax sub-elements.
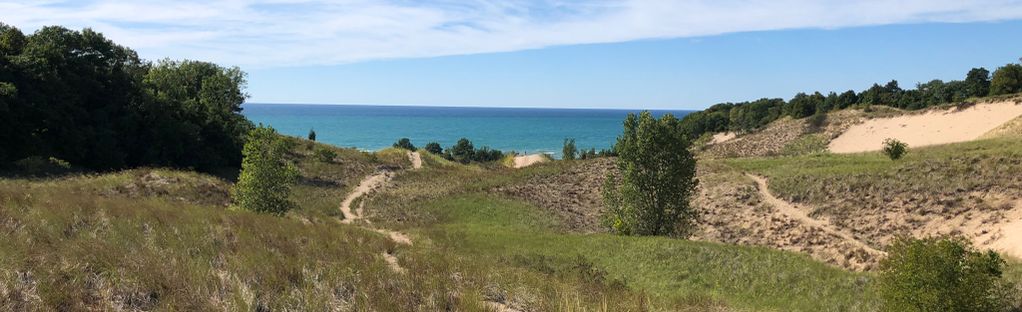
<box><xmin>726</xmin><ymin>137</ymin><xmax>1022</xmax><ymax>249</ymax></box>
<box><xmin>5</xmin><ymin>126</ymin><xmax>1021</xmax><ymax>310</ymax></box>
<box><xmin>364</xmin><ymin>158</ymin><xmax>880</xmax><ymax>311</ymax></box>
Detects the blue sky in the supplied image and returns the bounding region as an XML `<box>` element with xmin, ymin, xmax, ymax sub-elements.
<box><xmin>3</xmin><ymin>1</ymin><xmax>1022</xmax><ymax>109</ymax></box>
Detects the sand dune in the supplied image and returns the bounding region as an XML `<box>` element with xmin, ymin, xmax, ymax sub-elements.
<box><xmin>513</xmin><ymin>154</ymin><xmax>549</xmax><ymax>168</ymax></box>
<box><xmin>829</xmin><ymin>101</ymin><xmax>1022</xmax><ymax>153</ymax></box>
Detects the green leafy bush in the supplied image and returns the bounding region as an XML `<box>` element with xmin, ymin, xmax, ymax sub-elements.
<box><xmin>603</xmin><ymin>111</ymin><xmax>698</xmax><ymax>236</ymax></box>
<box><xmin>307</xmin><ymin>129</ymin><xmax>316</xmax><ymax>141</ymax></box>
<box><xmin>393</xmin><ymin>138</ymin><xmax>416</xmax><ymax>151</ymax></box>
<box><xmin>877</xmin><ymin>236</ymin><xmax>1015</xmax><ymax>312</ymax></box>
<box><xmin>313</xmin><ymin>147</ymin><xmax>336</xmax><ymax>163</ymax></box>
<box><xmin>11</xmin><ymin>156</ymin><xmax>73</xmax><ymax>176</ymax></box>
<box><xmin>231</xmin><ymin>126</ymin><xmax>299</xmax><ymax>215</ymax></box>
<box><xmin>882</xmin><ymin>138</ymin><xmax>908</xmax><ymax>160</ymax></box>
<box><xmin>424</xmin><ymin>142</ymin><xmax>443</xmax><ymax>154</ymax></box>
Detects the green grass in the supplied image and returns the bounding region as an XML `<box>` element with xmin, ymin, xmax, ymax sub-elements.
<box><xmin>362</xmin><ymin>158</ymin><xmax>884</xmax><ymax>311</ymax></box>
<box><xmin>723</xmin><ymin>137</ymin><xmax>1022</xmax><ymax>222</ymax></box>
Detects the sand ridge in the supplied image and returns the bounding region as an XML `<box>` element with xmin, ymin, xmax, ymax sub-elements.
<box><xmin>513</xmin><ymin>154</ymin><xmax>548</xmax><ymax>168</ymax></box>
<box><xmin>829</xmin><ymin>101</ymin><xmax>1022</xmax><ymax>153</ymax></box>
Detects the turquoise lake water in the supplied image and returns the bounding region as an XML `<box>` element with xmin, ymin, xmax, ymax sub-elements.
<box><xmin>242</xmin><ymin>104</ymin><xmax>692</xmax><ymax>158</ymax></box>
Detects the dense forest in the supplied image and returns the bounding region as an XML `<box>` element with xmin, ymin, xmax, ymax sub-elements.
<box><xmin>0</xmin><ymin>23</ymin><xmax>251</xmax><ymax>173</ymax></box>
<box><xmin>680</xmin><ymin>61</ymin><xmax>1022</xmax><ymax>139</ymax></box>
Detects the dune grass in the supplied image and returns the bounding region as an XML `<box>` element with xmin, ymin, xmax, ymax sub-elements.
<box><xmin>364</xmin><ymin>158</ymin><xmax>882</xmax><ymax>311</ymax></box>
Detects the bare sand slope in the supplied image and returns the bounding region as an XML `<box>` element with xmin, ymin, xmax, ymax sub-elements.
<box><xmin>709</xmin><ymin>132</ymin><xmax>736</xmax><ymax>145</ymax></box>
<box><xmin>829</xmin><ymin>101</ymin><xmax>1022</xmax><ymax>153</ymax></box>
<box><xmin>976</xmin><ymin>201</ymin><xmax>1022</xmax><ymax>260</ymax></box>
<box><xmin>513</xmin><ymin>154</ymin><xmax>548</xmax><ymax>168</ymax></box>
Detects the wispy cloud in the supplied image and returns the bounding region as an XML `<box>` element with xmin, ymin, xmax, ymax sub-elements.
<box><xmin>3</xmin><ymin>0</ymin><xmax>1022</xmax><ymax>67</ymax></box>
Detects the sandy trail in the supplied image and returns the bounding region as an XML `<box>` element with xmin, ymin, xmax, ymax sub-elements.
<box><xmin>382</xmin><ymin>251</ymin><xmax>406</xmax><ymax>274</ymax></box>
<box><xmin>339</xmin><ymin>153</ymin><xmax>426</xmax><ymax>274</ymax></box>
<box><xmin>829</xmin><ymin>101</ymin><xmax>1022</xmax><ymax>153</ymax></box>
<box><xmin>339</xmin><ymin>171</ymin><xmax>393</xmax><ymax>224</ymax></box>
<box><xmin>513</xmin><ymin>154</ymin><xmax>548</xmax><ymax>168</ymax></box>
<box><xmin>747</xmin><ymin>174</ymin><xmax>885</xmax><ymax>256</ymax></box>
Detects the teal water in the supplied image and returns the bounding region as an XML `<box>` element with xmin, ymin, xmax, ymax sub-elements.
<box><xmin>242</xmin><ymin>104</ymin><xmax>692</xmax><ymax>158</ymax></box>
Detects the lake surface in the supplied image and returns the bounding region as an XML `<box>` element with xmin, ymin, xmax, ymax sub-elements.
<box><xmin>243</xmin><ymin>104</ymin><xmax>692</xmax><ymax>158</ymax></box>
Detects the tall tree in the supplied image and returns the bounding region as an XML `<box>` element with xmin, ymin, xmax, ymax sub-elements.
<box><xmin>140</xmin><ymin>59</ymin><xmax>252</xmax><ymax>171</ymax></box>
<box><xmin>603</xmin><ymin>111</ymin><xmax>698</xmax><ymax>236</ymax></box>
<box><xmin>990</xmin><ymin>63</ymin><xmax>1022</xmax><ymax>96</ymax></box>
<box><xmin>965</xmin><ymin>67</ymin><xmax>991</xmax><ymax>98</ymax></box>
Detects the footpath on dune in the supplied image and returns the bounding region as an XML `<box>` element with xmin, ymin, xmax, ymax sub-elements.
<box><xmin>337</xmin><ymin>151</ymin><xmax>523</xmax><ymax>311</ymax></box>
<box><xmin>338</xmin><ymin>151</ymin><xmax>420</xmax><ymax>273</ymax></box>
<box><xmin>829</xmin><ymin>101</ymin><xmax>1022</xmax><ymax>153</ymax></box>
<box><xmin>747</xmin><ymin>174</ymin><xmax>885</xmax><ymax>257</ymax></box>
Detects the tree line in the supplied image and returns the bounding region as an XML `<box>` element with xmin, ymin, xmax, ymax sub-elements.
<box><xmin>0</xmin><ymin>24</ymin><xmax>252</xmax><ymax>173</ymax></box>
<box><xmin>680</xmin><ymin>61</ymin><xmax>1022</xmax><ymax>139</ymax></box>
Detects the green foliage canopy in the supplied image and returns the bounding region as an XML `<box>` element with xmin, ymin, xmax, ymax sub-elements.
<box><xmin>877</xmin><ymin>236</ymin><xmax>1013</xmax><ymax>312</ymax></box>
<box><xmin>0</xmin><ymin>23</ymin><xmax>251</xmax><ymax>172</ymax></box>
<box><xmin>603</xmin><ymin>112</ymin><xmax>698</xmax><ymax>236</ymax></box>
<box><xmin>232</xmin><ymin>126</ymin><xmax>299</xmax><ymax>215</ymax></box>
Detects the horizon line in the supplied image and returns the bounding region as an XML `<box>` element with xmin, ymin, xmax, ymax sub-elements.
<box><xmin>243</xmin><ymin>101</ymin><xmax>696</xmax><ymax>111</ymax></box>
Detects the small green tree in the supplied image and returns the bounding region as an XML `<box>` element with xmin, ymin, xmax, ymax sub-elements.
<box><xmin>602</xmin><ymin>111</ymin><xmax>698</xmax><ymax>236</ymax></box>
<box><xmin>562</xmin><ymin>138</ymin><xmax>578</xmax><ymax>161</ymax></box>
<box><xmin>232</xmin><ymin>126</ymin><xmax>299</xmax><ymax>215</ymax></box>
<box><xmin>882</xmin><ymin>138</ymin><xmax>908</xmax><ymax>160</ymax></box>
<box><xmin>393</xmin><ymin>138</ymin><xmax>416</xmax><ymax>151</ymax></box>
<box><xmin>308</xmin><ymin>129</ymin><xmax>316</xmax><ymax>141</ymax></box>
<box><xmin>877</xmin><ymin>236</ymin><xmax>1013</xmax><ymax>312</ymax></box>
<box><xmin>448</xmin><ymin>138</ymin><xmax>475</xmax><ymax>164</ymax></box>
<box><xmin>424</xmin><ymin>142</ymin><xmax>443</xmax><ymax>154</ymax></box>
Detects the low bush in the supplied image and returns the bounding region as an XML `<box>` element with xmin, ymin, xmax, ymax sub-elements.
<box><xmin>313</xmin><ymin>147</ymin><xmax>337</xmax><ymax>163</ymax></box>
<box><xmin>882</xmin><ymin>138</ymin><xmax>908</xmax><ymax>160</ymax></box>
<box><xmin>424</xmin><ymin>142</ymin><xmax>443</xmax><ymax>154</ymax></box>
<box><xmin>562</xmin><ymin>138</ymin><xmax>577</xmax><ymax>161</ymax></box>
<box><xmin>877</xmin><ymin>236</ymin><xmax>1016</xmax><ymax>312</ymax></box>
<box><xmin>393</xmin><ymin>138</ymin><xmax>416</xmax><ymax>151</ymax></box>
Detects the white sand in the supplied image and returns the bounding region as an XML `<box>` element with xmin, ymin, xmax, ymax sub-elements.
<box><xmin>513</xmin><ymin>154</ymin><xmax>548</xmax><ymax>168</ymax></box>
<box><xmin>829</xmin><ymin>101</ymin><xmax>1022</xmax><ymax>153</ymax></box>
<box><xmin>710</xmin><ymin>132</ymin><xmax>736</xmax><ymax>144</ymax></box>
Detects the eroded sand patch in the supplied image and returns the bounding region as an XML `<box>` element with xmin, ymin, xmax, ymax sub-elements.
<box><xmin>829</xmin><ymin>101</ymin><xmax>1022</xmax><ymax>153</ymax></box>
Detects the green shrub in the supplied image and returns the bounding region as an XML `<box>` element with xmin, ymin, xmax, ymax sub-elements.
<box><xmin>307</xmin><ymin>128</ymin><xmax>316</xmax><ymax>141</ymax></box>
<box><xmin>11</xmin><ymin>156</ymin><xmax>73</xmax><ymax>176</ymax></box>
<box><xmin>562</xmin><ymin>138</ymin><xmax>577</xmax><ymax>161</ymax></box>
<box><xmin>807</xmin><ymin>112</ymin><xmax>827</xmax><ymax>133</ymax></box>
<box><xmin>231</xmin><ymin>126</ymin><xmax>299</xmax><ymax>215</ymax></box>
<box><xmin>877</xmin><ymin>236</ymin><xmax>1014</xmax><ymax>312</ymax></box>
<box><xmin>393</xmin><ymin>138</ymin><xmax>416</xmax><ymax>151</ymax></box>
<box><xmin>424</xmin><ymin>142</ymin><xmax>443</xmax><ymax>154</ymax></box>
<box><xmin>603</xmin><ymin>111</ymin><xmax>698</xmax><ymax>236</ymax></box>
<box><xmin>313</xmin><ymin>147</ymin><xmax>337</xmax><ymax>163</ymax></box>
<box><xmin>882</xmin><ymin>138</ymin><xmax>908</xmax><ymax>160</ymax></box>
